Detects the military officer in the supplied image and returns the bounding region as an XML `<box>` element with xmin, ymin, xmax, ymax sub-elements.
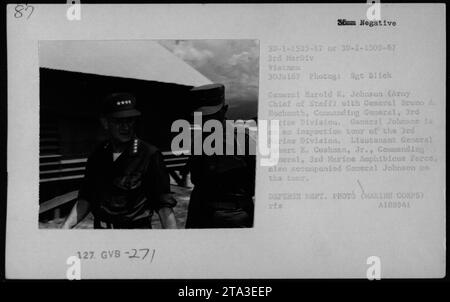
<box><xmin>62</xmin><ymin>92</ymin><xmax>178</xmax><ymax>229</ymax></box>
<box><xmin>185</xmin><ymin>84</ymin><xmax>255</xmax><ymax>228</ymax></box>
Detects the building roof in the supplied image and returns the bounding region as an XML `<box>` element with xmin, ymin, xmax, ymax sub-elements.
<box><xmin>39</xmin><ymin>40</ymin><xmax>212</xmax><ymax>87</ymax></box>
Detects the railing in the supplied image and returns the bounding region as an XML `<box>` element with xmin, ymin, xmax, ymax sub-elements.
<box><xmin>39</xmin><ymin>151</ymin><xmax>190</xmax><ymax>217</ymax></box>
<box><xmin>39</xmin><ymin>190</ymin><xmax>79</xmax><ymax>217</ymax></box>
<box><xmin>39</xmin><ymin>151</ymin><xmax>190</xmax><ymax>183</ymax></box>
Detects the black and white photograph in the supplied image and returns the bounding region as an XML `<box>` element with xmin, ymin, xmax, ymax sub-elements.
<box><xmin>4</xmin><ymin>3</ymin><xmax>445</xmax><ymax>281</ymax></box>
<box><xmin>38</xmin><ymin>40</ymin><xmax>259</xmax><ymax>229</ymax></box>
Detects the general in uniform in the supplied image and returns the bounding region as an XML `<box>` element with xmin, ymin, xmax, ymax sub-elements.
<box><xmin>185</xmin><ymin>84</ymin><xmax>255</xmax><ymax>228</ymax></box>
<box><xmin>62</xmin><ymin>93</ymin><xmax>178</xmax><ymax>229</ymax></box>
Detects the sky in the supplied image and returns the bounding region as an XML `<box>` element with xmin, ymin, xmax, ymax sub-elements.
<box><xmin>159</xmin><ymin>40</ymin><xmax>259</xmax><ymax>120</ymax></box>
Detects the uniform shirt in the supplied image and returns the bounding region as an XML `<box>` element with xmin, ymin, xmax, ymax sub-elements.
<box><xmin>189</xmin><ymin>131</ymin><xmax>256</xmax><ymax>197</ymax></box>
<box><xmin>78</xmin><ymin>138</ymin><xmax>176</xmax><ymax>226</ymax></box>
<box><xmin>185</xmin><ymin>131</ymin><xmax>255</xmax><ymax>228</ymax></box>
<box><xmin>189</xmin><ymin>153</ymin><xmax>256</xmax><ymax>200</ymax></box>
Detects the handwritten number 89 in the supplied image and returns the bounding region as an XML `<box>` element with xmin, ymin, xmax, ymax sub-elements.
<box><xmin>14</xmin><ymin>4</ymin><xmax>34</xmax><ymax>19</ymax></box>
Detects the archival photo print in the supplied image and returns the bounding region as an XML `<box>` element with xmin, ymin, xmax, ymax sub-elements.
<box><xmin>38</xmin><ymin>40</ymin><xmax>259</xmax><ymax>230</ymax></box>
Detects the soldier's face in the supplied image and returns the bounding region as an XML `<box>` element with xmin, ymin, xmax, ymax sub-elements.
<box><xmin>106</xmin><ymin>117</ymin><xmax>136</xmax><ymax>143</ymax></box>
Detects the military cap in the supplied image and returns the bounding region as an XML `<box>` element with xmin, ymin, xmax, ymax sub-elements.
<box><xmin>102</xmin><ymin>92</ymin><xmax>141</xmax><ymax>118</ymax></box>
<box><xmin>190</xmin><ymin>84</ymin><xmax>225</xmax><ymax>116</ymax></box>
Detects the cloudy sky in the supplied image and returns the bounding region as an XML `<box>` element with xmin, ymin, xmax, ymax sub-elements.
<box><xmin>159</xmin><ymin>40</ymin><xmax>259</xmax><ymax>119</ymax></box>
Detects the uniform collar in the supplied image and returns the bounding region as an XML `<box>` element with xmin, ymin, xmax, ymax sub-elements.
<box><xmin>103</xmin><ymin>137</ymin><xmax>140</xmax><ymax>157</ymax></box>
